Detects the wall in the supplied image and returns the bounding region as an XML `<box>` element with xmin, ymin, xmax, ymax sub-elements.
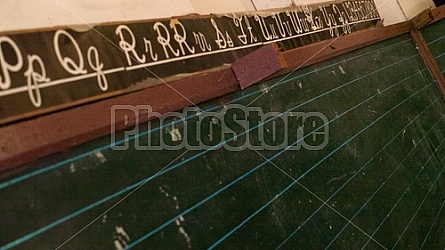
<box><xmin>374</xmin><ymin>0</ymin><xmax>407</xmax><ymax>25</ymax></box>
<box><xmin>190</xmin><ymin>0</ymin><xmax>255</xmax><ymax>13</ymax></box>
<box><xmin>251</xmin><ymin>0</ymin><xmax>293</xmax><ymax>9</ymax></box>
<box><xmin>0</xmin><ymin>0</ymin><xmax>196</xmax><ymax>32</ymax></box>
<box><xmin>398</xmin><ymin>0</ymin><xmax>436</xmax><ymax>19</ymax></box>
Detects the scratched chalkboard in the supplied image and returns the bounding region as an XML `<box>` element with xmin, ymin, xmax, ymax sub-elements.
<box><xmin>1</xmin><ymin>34</ymin><xmax>445</xmax><ymax>249</ymax></box>
<box><xmin>421</xmin><ymin>19</ymin><xmax>445</xmax><ymax>75</ymax></box>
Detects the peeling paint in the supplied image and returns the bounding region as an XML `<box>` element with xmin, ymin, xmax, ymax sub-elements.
<box><xmin>114</xmin><ymin>240</ymin><xmax>124</xmax><ymax>250</ymax></box>
<box><xmin>95</xmin><ymin>151</ymin><xmax>107</xmax><ymax>163</ymax></box>
<box><xmin>115</xmin><ymin>226</ymin><xmax>131</xmax><ymax>242</ymax></box>
<box><xmin>169</xmin><ymin>128</ymin><xmax>182</xmax><ymax>142</ymax></box>
<box><xmin>179</xmin><ymin>226</ymin><xmax>192</xmax><ymax>249</ymax></box>
<box><xmin>211</xmin><ymin>117</ymin><xmax>219</xmax><ymax>125</ymax></box>
<box><xmin>159</xmin><ymin>187</ymin><xmax>170</xmax><ymax>197</ymax></box>
<box><xmin>114</xmin><ymin>226</ymin><xmax>131</xmax><ymax>250</ymax></box>
<box><xmin>260</xmin><ymin>84</ymin><xmax>269</xmax><ymax>93</ymax></box>
<box><xmin>339</xmin><ymin>65</ymin><xmax>346</xmax><ymax>74</ymax></box>
<box><xmin>69</xmin><ymin>163</ymin><xmax>76</xmax><ymax>173</ymax></box>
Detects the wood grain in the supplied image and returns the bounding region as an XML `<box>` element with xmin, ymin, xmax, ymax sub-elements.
<box><xmin>231</xmin><ymin>44</ymin><xmax>286</xmax><ymax>90</ymax></box>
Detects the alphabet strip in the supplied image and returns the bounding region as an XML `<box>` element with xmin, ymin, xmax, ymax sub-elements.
<box><xmin>0</xmin><ymin>1</ymin><xmax>380</xmax><ymax>123</ymax></box>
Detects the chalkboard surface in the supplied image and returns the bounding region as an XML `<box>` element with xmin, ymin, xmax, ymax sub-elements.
<box><xmin>422</xmin><ymin>19</ymin><xmax>445</xmax><ymax>75</ymax></box>
<box><xmin>1</xmin><ymin>34</ymin><xmax>445</xmax><ymax>249</ymax></box>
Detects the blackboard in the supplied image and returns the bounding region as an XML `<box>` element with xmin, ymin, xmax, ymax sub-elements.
<box><xmin>0</xmin><ymin>1</ymin><xmax>380</xmax><ymax>125</ymax></box>
<box><xmin>1</xmin><ymin>34</ymin><xmax>445</xmax><ymax>249</ymax></box>
<box><xmin>422</xmin><ymin>19</ymin><xmax>445</xmax><ymax>75</ymax></box>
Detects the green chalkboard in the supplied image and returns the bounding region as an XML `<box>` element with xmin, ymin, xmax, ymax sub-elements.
<box><xmin>422</xmin><ymin>19</ymin><xmax>445</xmax><ymax>75</ymax></box>
<box><xmin>1</xmin><ymin>34</ymin><xmax>445</xmax><ymax>249</ymax></box>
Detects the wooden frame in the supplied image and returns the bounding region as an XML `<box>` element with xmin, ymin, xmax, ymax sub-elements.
<box><xmin>432</xmin><ymin>4</ymin><xmax>445</xmax><ymax>22</ymax></box>
<box><xmin>1</xmin><ymin>5</ymin><xmax>445</xmax><ymax>174</ymax></box>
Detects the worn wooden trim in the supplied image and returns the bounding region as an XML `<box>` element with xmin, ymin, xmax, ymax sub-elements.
<box><xmin>410</xmin><ymin>5</ymin><xmax>445</xmax><ymax>96</ymax></box>
<box><xmin>232</xmin><ymin>44</ymin><xmax>286</xmax><ymax>90</ymax></box>
<box><xmin>0</xmin><ymin>68</ymin><xmax>238</xmax><ymax>173</ymax></box>
<box><xmin>410</xmin><ymin>26</ymin><xmax>445</xmax><ymax>96</ymax></box>
<box><xmin>431</xmin><ymin>4</ymin><xmax>445</xmax><ymax>22</ymax></box>
<box><xmin>411</xmin><ymin>9</ymin><xmax>434</xmax><ymax>29</ymax></box>
<box><xmin>0</xmin><ymin>69</ymin><xmax>222</xmax><ymax>126</ymax></box>
<box><xmin>270</xmin><ymin>21</ymin><xmax>411</xmax><ymax>79</ymax></box>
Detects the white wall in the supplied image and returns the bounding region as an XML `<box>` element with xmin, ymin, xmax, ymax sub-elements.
<box><xmin>292</xmin><ymin>0</ymin><xmax>326</xmax><ymax>5</ymax></box>
<box><xmin>0</xmin><ymin>0</ymin><xmax>437</xmax><ymax>32</ymax></box>
<box><xmin>398</xmin><ymin>0</ymin><xmax>435</xmax><ymax>19</ymax></box>
<box><xmin>0</xmin><ymin>0</ymin><xmax>197</xmax><ymax>32</ymax></box>
<box><xmin>251</xmin><ymin>0</ymin><xmax>293</xmax><ymax>9</ymax></box>
<box><xmin>191</xmin><ymin>0</ymin><xmax>255</xmax><ymax>13</ymax></box>
<box><xmin>374</xmin><ymin>0</ymin><xmax>407</xmax><ymax>25</ymax></box>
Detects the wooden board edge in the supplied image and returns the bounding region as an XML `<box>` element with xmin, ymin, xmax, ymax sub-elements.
<box><xmin>0</xmin><ymin>68</ymin><xmax>239</xmax><ymax>173</ymax></box>
<box><xmin>431</xmin><ymin>4</ymin><xmax>445</xmax><ymax>22</ymax></box>
<box><xmin>0</xmin><ymin>20</ymin><xmax>424</xmax><ymax>175</ymax></box>
<box><xmin>267</xmin><ymin>21</ymin><xmax>411</xmax><ymax>80</ymax></box>
<box><xmin>232</xmin><ymin>44</ymin><xmax>286</xmax><ymax>90</ymax></box>
<box><xmin>410</xmin><ymin>27</ymin><xmax>445</xmax><ymax>96</ymax></box>
<box><xmin>411</xmin><ymin>9</ymin><xmax>434</xmax><ymax>29</ymax></box>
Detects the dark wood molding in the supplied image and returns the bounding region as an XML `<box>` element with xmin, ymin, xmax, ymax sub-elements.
<box><xmin>274</xmin><ymin>22</ymin><xmax>411</xmax><ymax>78</ymax></box>
<box><xmin>232</xmin><ymin>44</ymin><xmax>286</xmax><ymax>90</ymax></box>
<box><xmin>0</xmin><ymin>68</ymin><xmax>239</xmax><ymax>173</ymax></box>
<box><xmin>410</xmin><ymin>26</ymin><xmax>445</xmax><ymax>96</ymax></box>
<box><xmin>431</xmin><ymin>4</ymin><xmax>445</xmax><ymax>22</ymax></box>
<box><xmin>409</xmin><ymin>5</ymin><xmax>445</xmax><ymax>97</ymax></box>
<box><xmin>1</xmin><ymin>11</ymin><xmax>444</xmax><ymax>175</ymax></box>
<box><xmin>411</xmin><ymin>9</ymin><xmax>434</xmax><ymax>29</ymax></box>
